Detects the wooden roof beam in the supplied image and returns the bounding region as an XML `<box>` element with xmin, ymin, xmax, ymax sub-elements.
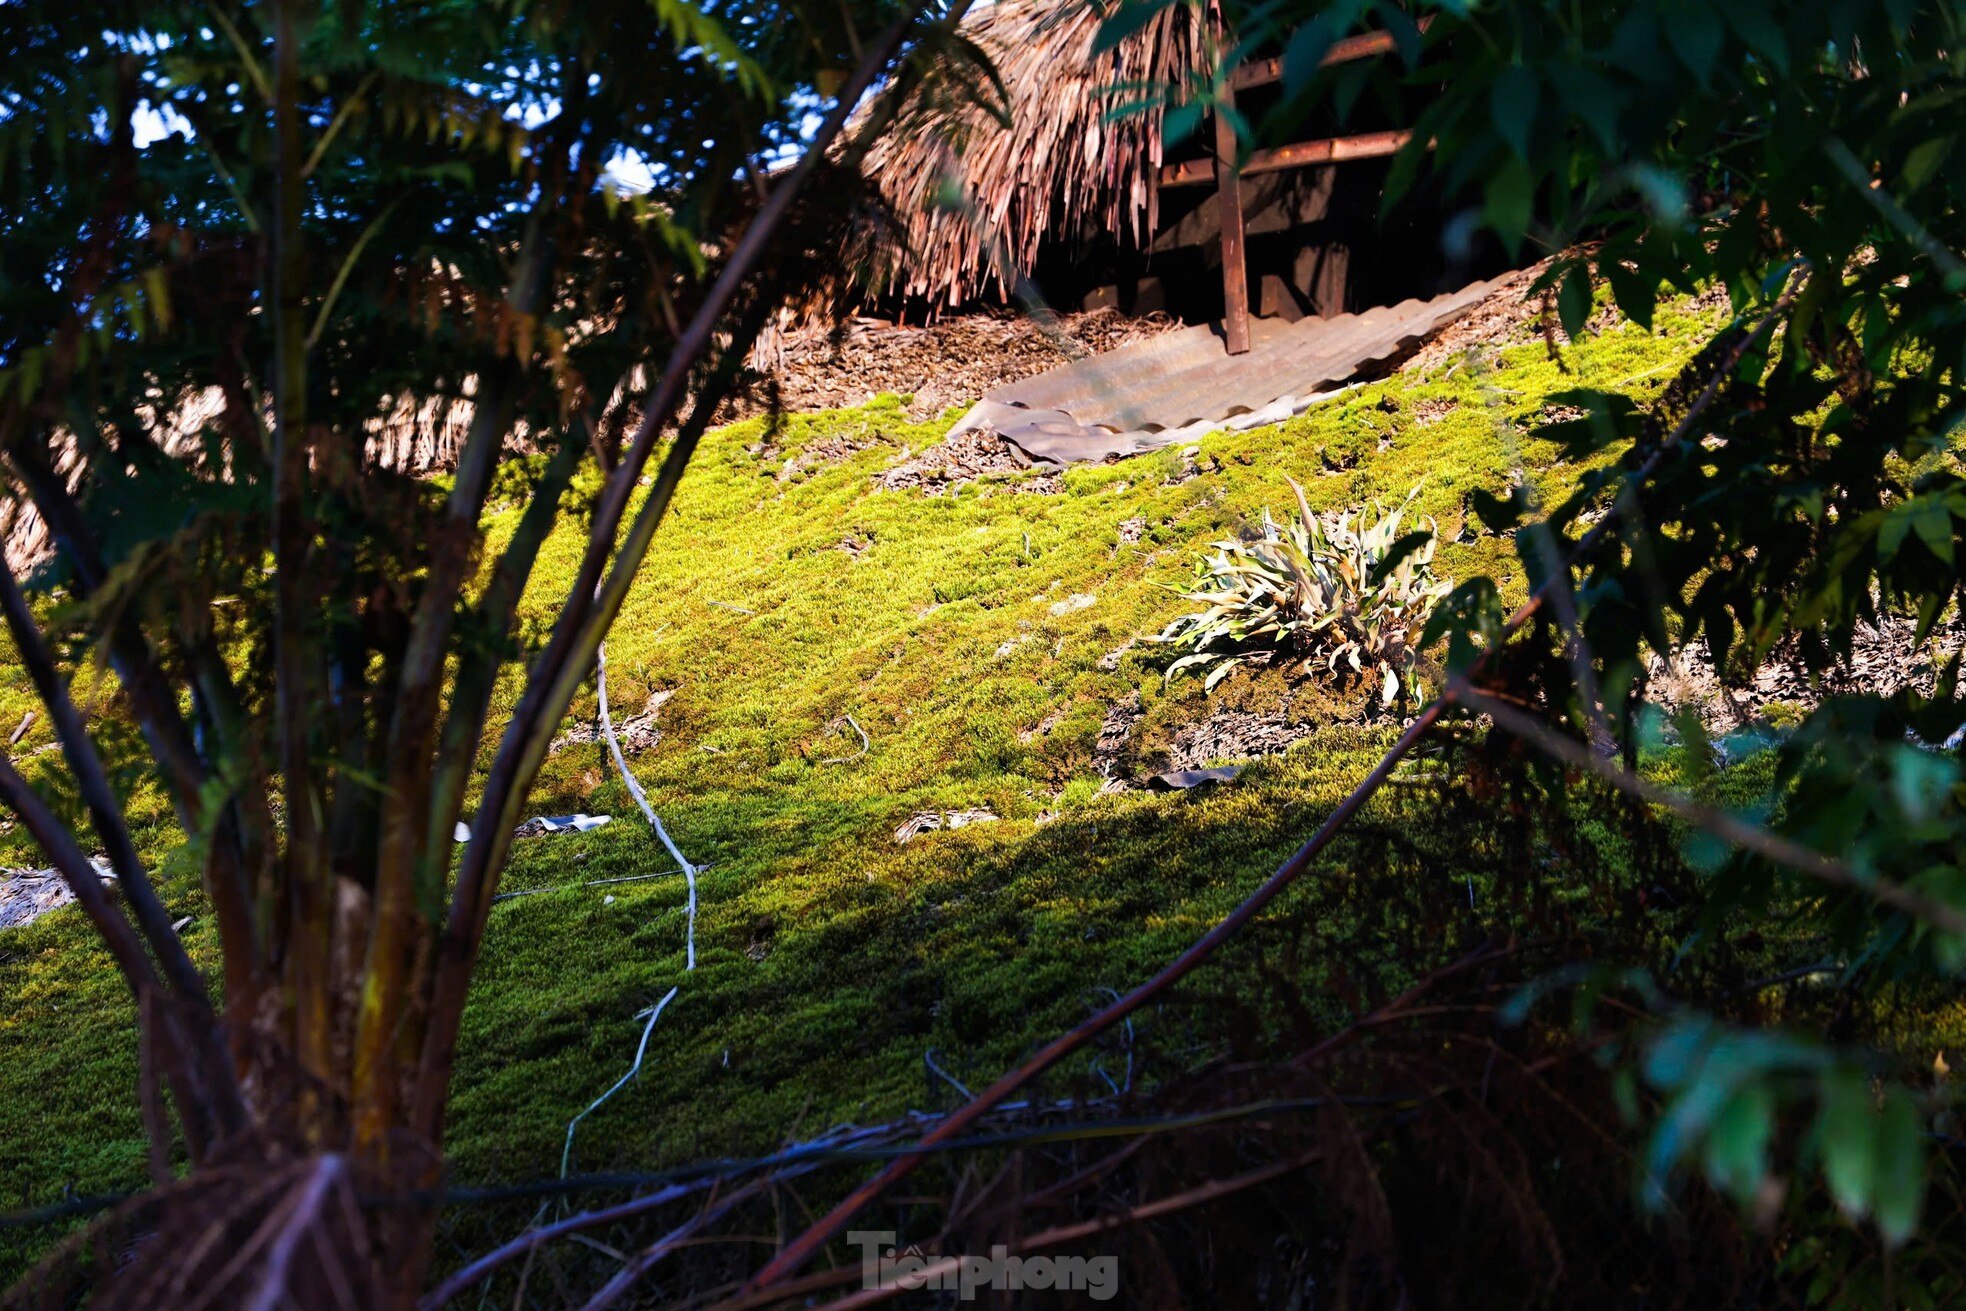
<box><xmin>1158</xmin><ymin>129</ymin><xmax>1414</xmax><ymax>188</ymax></box>
<box><xmin>1229</xmin><ymin>18</ymin><xmax>1431</xmax><ymax>91</ymax></box>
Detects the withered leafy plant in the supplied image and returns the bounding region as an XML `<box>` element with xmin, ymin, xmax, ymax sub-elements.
<box><xmin>1150</xmin><ymin>478</ymin><xmax>1451</xmax><ymax>705</ymax></box>
<box><xmin>0</xmin><ymin>0</ymin><xmax>972</xmax><ymax>1302</ymax></box>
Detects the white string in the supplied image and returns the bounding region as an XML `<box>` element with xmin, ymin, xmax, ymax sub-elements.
<box><xmin>557</xmin><ymin>643</ymin><xmax>699</xmax><ymax>1183</ymax></box>
<box><xmin>559</xmin><ymin>985</ymin><xmax>679</xmax><ymax>1179</ymax></box>
<box><xmin>598</xmin><ymin>641</ymin><xmax>697</xmax><ymax>969</ymax></box>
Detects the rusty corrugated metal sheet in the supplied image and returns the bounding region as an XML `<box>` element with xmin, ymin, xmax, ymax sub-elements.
<box><xmin>955</xmin><ymin>274</ymin><xmax>1516</xmax><ymax>465</ymax></box>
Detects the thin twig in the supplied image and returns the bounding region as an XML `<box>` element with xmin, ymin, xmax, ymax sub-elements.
<box><xmin>0</xmin><ymin>566</ymin><xmax>212</xmax><ymax>1006</ymax></box>
<box><xmin>422</xmin><ymin>1178</ymin><xmax>707</xmax><ymax>1308</ymax></box>
<box><xmin>1454</xmin><ymin>682</ymin><xmax>1966</xmax><ymax>934</ymax></box>
<box><xmin>922</xmin><ymin>1049</ymin><xmax>973</xmax><ymax>1101</ymax></box>
<box><xmin>552</xmin><ymin>643</ymin><xmax>701</xmax><ymax>1185</ymax></box>
<box><xmin>577</xmin><ymin>1180</ymin><xmax>776</xmax><ymax>1311</ymax></box>
<box><xmin>239</xmin><ymin>1155</ymin><xmax>346</xmax><ymax>1311</ymax></box>
<box><xmin>1528</xmin><ymin>519</ymin><xmax>1618</xmax><ymax>757</ymax></box>
<box><xmin>598</xmin><ymin>641</ymin><xmax>697</xmax><ymax>970</ymax></box>
<box><xmin>791</xmin><ymin>1150</ymin><xmax>1327</xmax><ymax>1311</ymax></box>
<box><xmin>1472</xmin><ymin>327</ymin><xmax>1614</xmax><ymax>757</ymax></box>
<box><xmin>0</xmin><ymin>753</ymin><xmax>158</xmax><ymax>995</ymax></box>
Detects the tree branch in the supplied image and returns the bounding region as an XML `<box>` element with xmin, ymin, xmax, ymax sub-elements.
<box><xmin>421</xmin><ymin>424</ymin><xmax>586</xmax><ymax>867</ymax></box>
<box><xmin>1451</xmin><ymin>682</ymin><xmax>1966</xmax><ymax>935</ymax></box>
<box><xmin>0</xmin><ymin>565</ymin><xmax>209</xmax><ymax>1004</ymax></box>
<box><xmin>0</xmin><ymin>756</ymin><xmax>158</xmax><ymax>995</ymax></box>
<box><xmin>1</xmin><ymin>438</ymin><xmax>263</xmax><ymax>1003</ymax></box>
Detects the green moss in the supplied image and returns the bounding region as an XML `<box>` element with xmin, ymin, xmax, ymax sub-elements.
<box><xmin>0</xmin><ymin>298</ymin><xmax>1734</xmax><ymax>1275</ymax></box>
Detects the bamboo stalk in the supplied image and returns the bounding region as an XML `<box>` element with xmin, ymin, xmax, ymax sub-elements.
<box><xmin>0</xmin><ymin>564</ymin><xmax>250</xmax><ymax>1141</ymax></box>
<box><xmin>1213</xmin><ymin>86</ymin><xmax>1250</xmax><ymax>354</ymax></box>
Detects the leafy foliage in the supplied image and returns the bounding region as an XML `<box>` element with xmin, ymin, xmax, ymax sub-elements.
<box><xmin>1167</xmin><ymin>0</ymin><xmax>1966</xmax><ymax>1284</ymax></box>
<box><xmin>1150</xmin><ymin>479</ymin><xmax>1450</xmax><ymax>704</ymax></box>
<box><xmin>0</xmin><ymin>0</ymin><xmax>944</xmax><ymax>1299</ymax></box>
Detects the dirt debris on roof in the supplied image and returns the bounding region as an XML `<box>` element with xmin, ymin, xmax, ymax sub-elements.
<box><xmin>551</xmin><ymin>689</ymin><xmax>672</xmax><ymax>756</ymax></box>
<box><xmin>1093</xmin><ymin>692</ymin><xmax>1144</xmax><ymax>783</ymax></box>
<box><xmin>734</xmin><ymin>308</ymin><xmax>1181</xmax><ymax>424</ymax></box>
<box><xmin>1648</xmin><ymin>611</ymin><xmax>1966</xmax><ymax>738</ymax></box>
<box><xmin>893</xmin><ymin>809</ymin><xmax>1001</xmax><ymax>844</ymax></box>
<box><xmin>876</xmin><ymin>429</ymin><xmax>1059</xmax><ymax>496</ymax></box>
<box><xmin>1396</xmin><ymin>262</ymin><xmax>1561</xmax><ymax>376</ymax></box>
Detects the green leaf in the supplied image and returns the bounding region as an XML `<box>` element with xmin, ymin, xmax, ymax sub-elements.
<box><xmin>1645</xmin><ymin>1018</ymin><xmax>1715</xmax><ymax>1089</ymax></box>
<box><xmin>1092</xmin><ymin>0</ymin><xmax>1177</xmax><ymax>57</ymax></box>
<box><xmin>1706</xmin><ymin>1084</ymin><xmax>1776</xmax><ymax>1203</ymax></box>
<box><xmin>1879</xmin><ymin>507</ymin><xmax>1911</xmax><ymax>562</ymax></box>
<box><xmin>1375</xmin><ymin>2</ymin><xmax>1426</xmax><ymax>66</ymax></box>
<box><xmin>1203</xmin><ymin>658</ymin><xmax>1240</xmax><ymax>692</ymax></box>
<box><xmin>1602</xmin><ymin>260</ymin><xmax>1656</xmax><ymax>330</ymax></box>
<box><xmin>1900</xmin><ymin>135</ymin><xmax>1953</xmax><ymax>194</ymax></box>
<box><xmin>1912</xmin><ymin>499</ymin><xmax>1955</xmax><ymax>566</ymax></box>
<box><xmin>1545</xmin><ymin>62</ymin><xmax>1619</xmax><ymax>152</ymax></box>
<box><xmin>1682</xmin><ymin>829</ymin><xmax>1732</xmax><ymax>873</ymax></box>
<box><xmin>647</xmin><ymin>0</ymin><xmax>774</xmax><ymax>98</ymax></box>
<box><xmin>1723</xmin><ymin>0</ymin><xmax>1789</xmax><ymax>72</ymax></box>
<box><xmin>1281</xmin><ymin>16</ymin><xmax>1340</xmax><ymax>97</ymax></box>
<box><xmin>1490</xmin><ymin>69</ymin><xmax>1539</xmax><ymax>161</ymax></box>
<box><xmin>1819</xmin><ymin>1070</ymin><xmax>1878</xmax><ymax>1221</ymax></box>
<box><xmin>1627</xmin><ymin>163</ymin><xmax>1690</xmax><ymax>227</ymax></box>
<box><xmin>1558</xmin><ymin>264</ymin><xmax>1592</xmax><ymax>339</ymax></box>
<box><xmin>1368</xmin><ymin>530</ymin><xmax>1434</xmax><ymax>585</ymax></box>
<box><xmin>1162</xmin><ymin>101</ymin><xmax>1204</xmax><ymax>146</ymax></box>
<box><xmin>1873</xmin><ymin>1089</ymin><xmax>1925</xmax><ymax>1246</ymax></box>
<box><xmin>1661</xmin><ymin>0</ymin><xmax>1724</xmax><ymax>83</ymax></box>
<box><xmin>1485</xmin><ymin>157</ymin><xmax>1536</xmax><ymax>251</ymax></box>
<box><xmin>140</xmin><ymin>267</ymin><xmax>172</xmax><ymax>332</ymax></box>
<box><xmin>1468</xmin><ymin>487</ymin><xmax>1522</xmax><ymax>533</ymax></box>
<box><xmin>1889</xmin><ymin>745</ymin><xmax>1955</xmax><ymax>825</ymax></box>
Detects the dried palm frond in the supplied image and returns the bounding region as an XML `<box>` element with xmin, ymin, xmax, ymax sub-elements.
<box><xmin>850</xmin><ymin>0</ymin><xmax>1212</xmax><ymax>311</ymax></box>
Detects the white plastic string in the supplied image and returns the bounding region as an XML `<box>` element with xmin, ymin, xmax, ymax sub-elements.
<box><xmin>557</xmin><ymin>643</ymin><xmax>699</xmax><ymax>1183</ymax></box>
<box><xmin>598</xmin><ymin>642</ymin><xmax>697</xmax><ymax>969</ymax></box>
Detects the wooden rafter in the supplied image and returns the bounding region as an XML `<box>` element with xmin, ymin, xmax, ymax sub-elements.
<box><xmin>1214</xmin><ymin>85</ymin><xmax>1251</xmax><ymax>353</ymax></box>
<box><xmin>1160</xmin><ymin>129</ymin><xmax>1414</xmax><ymax>188</ymax></box>
<box><xmin>1227</xmin><ymin>25</ymin><xmax>1423</xmax><ymax>91</ymax></box>
<box><xmin>1186</xmin><ymin>22</ymin><xmax>1429</xmax><ymax>349</ymax></box>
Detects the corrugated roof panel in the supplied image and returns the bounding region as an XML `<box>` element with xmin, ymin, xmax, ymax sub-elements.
<box><xmin>956</xmin><ymin>274</ymin><xmax>1516</xmax><ymax>465</ymax></box>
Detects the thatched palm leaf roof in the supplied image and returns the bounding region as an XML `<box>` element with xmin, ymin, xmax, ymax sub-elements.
<box><xmin>857</xmin><ymin>0</ymin><xmax>1210</xmax><ymax>309</ymax></box>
